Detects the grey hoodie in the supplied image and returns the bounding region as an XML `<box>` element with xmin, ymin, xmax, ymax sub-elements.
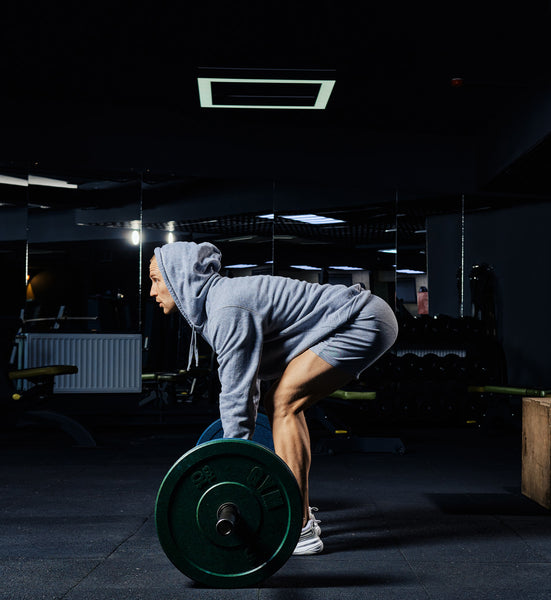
<box><xmin>154</xmin><ymin>241</ymin><xmax>371</xmax><ymax>438</ymax></box>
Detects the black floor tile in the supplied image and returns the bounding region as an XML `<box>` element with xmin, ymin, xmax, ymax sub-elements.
<box><xmin>410</xmin><ymin>561</ymin><xmax>551</xmax><ymax>600</ymax></box>
<box><xmin>1</xmin><ymin>558</ymin><xmax>101</xmax><ymax>600</ymax></box>
<box><xmin>1</xmin><ymin>424</ymin><xmax>550</xmax><ymax>599</ymax></box>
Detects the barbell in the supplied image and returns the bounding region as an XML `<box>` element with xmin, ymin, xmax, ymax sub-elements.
<box><xmin>155</xmin><ymin>415</ymin><xmax>302</xmax><ymax>588</ymax></box>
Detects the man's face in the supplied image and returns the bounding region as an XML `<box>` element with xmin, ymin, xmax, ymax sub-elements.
<box><xmin>149</xmin><ymin>257</ymin><xmax>177</xmax><ymax>315</ymax></box>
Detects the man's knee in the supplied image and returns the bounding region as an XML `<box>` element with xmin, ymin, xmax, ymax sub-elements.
<box><xmin>266</xmin><ymin>380</ymin><xmax>307</xmax><ymax>418</ymax></box>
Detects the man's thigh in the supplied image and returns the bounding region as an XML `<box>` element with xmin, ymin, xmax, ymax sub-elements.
<box><xmin>268</xmin><ymin>349</ymin><xmax>353</xmax><ymax>414</ymax></box>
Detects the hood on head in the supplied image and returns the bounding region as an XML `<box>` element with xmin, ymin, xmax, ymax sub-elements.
<box><xmin>153</xmin><ymin>241</ymin><xmax>221</xmax><ymax>328</ymax></box>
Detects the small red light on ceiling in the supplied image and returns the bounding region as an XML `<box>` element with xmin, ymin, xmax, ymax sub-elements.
<box><xmin>450</xmin><ymin>77</ymin><xmax>464</xmax><ymax>88</ymax></box>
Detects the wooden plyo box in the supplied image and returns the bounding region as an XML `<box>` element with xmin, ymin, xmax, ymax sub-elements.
<box><xmin>522</xmin><ymin>397</ymin><xmax>551</xmax><ymax>509</ymax></box>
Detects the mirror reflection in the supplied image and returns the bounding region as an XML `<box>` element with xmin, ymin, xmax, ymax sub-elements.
<box><xmin>26</xmin><ymin>169</ymin><xmax>142</xmax><ymax>334</ymax></box>
<box><xmin>0</xmin><ymin>167</ymin><xmax>27</xmax><ymax>320</ymax></box>
<box><xmin>2</xmin><ymin>163</ymin><xmax>550</xmax><ymax>432</ymax></box>
<box><xmin>272</xmin><ymin>182</ymin><xmax>396</xmax><ymax>307</ymax></box>
<box><xmin>395</xmin><ymin>192</ymin><xmax>428</xmax><ymax>319</ymax></box>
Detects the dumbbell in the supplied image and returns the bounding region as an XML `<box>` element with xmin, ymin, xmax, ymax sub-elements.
<box><xmin>155</xmin><ymin>416</ymin><xmax>301</xmax><ymax>588</ymax></box>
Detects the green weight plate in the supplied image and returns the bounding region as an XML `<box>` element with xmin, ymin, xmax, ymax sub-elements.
<box><xmin>155</xmin><ymin>439</ymin><xmax>302</xmax><ymax>588</ymax></box>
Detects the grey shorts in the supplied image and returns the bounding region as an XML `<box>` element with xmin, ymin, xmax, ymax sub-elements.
<box><xmin>309</xmin><ymin>294</ymin><xmax>398</xmax><ymax>378</ymax></box>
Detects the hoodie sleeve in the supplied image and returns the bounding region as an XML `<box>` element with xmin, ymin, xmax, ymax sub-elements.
<box><xmin>208</xmin><ymin>305</ymin><xmax>264</xmax><ymax>439</ymax></box>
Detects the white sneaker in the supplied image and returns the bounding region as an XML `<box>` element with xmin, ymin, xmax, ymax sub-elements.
<box><xmin>293</xmin><ymin>518</ymin><xmax>324</xmax><ymax>555</ymax></box>
<box><xmin>309</xmin><ymin>506</ymin><xmax>322</xmax><ymax>536</ymax></box>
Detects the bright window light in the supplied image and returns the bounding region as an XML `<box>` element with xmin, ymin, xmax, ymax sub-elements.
<box><xmin>290</xmin><ymin>265</ymin><xmax>322</xmax><ymax>271</ymax></box>
<box><xmin>198</xmin><ymin>78</ymin><xmax>336</xmax><ymax>110</ymax></box>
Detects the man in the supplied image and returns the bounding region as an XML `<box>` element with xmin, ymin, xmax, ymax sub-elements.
<box><xmin>149</xmin><ymin>241</ymin><xmax>398</xmax><ymax>555</ymax></box>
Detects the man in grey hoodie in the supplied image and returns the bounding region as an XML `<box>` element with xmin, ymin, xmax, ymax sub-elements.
<box><xmin>150</xmin><ymin>241</ymin><xmax>398</xmax><ymax>555</ymax></box>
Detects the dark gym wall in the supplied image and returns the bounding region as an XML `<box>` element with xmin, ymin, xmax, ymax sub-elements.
<box><xmin>428</xmin><ymin>201</ymin><xmax>551</xmax><ymax>388</ymax></box>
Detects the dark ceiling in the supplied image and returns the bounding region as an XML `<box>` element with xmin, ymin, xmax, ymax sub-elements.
<box><xmin>1</xmin><ymin>1</ymin><xmax>551</xmax><ymax>197</ymax></box>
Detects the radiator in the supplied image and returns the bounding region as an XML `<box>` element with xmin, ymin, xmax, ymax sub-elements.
<box><xmin>22</xmin><ymin>333</ymin><xmax>142</xmax><ymax>393</ymax></box>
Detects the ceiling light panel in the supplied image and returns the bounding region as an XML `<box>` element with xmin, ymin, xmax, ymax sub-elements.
<box><xmin>290</xmin><ymin>265</ymin><xmax>322</xmax><ymax>271</ymax></box>
<box><xmin>28</xmin><ymin>175</ymin><xmax>78</xmax><ymax>189</ymax></box>
<box><xmin>198</xmin><ymin>78</ymin><xmax>336</xmax><ymax>109</ymax></box>
<box><xmin>0</xmin><ymin>174</ymin><xmax>28</xmax><ymax>187</ymax></box>
<box><xmin>329</xmin><ymin>266</ymin><xmax>364</xmax><ymax>271</ymax></box>
<box><xmin>225</xmin><ymin>263</ymin><xmax>258</xmax><ymax>269</ymax></box>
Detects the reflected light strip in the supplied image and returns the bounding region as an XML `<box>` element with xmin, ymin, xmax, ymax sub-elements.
<box><xmin>378</xmin><ymin>249</ymin><xmax>397</xmax><ymax>254</ymax></box>
<box><xmin>396</xmin><ymin>269</ymin><xmax>425</xmax><ymax>274</ymax></box>
<box><xmin>198</xmin><ymin>78</ymin><xmax>336</xmax><ymax>110</ymax></box>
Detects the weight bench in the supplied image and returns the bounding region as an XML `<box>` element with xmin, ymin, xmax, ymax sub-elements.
<box><xmin>141</xmin><ymin>367</ymin><xmax>213</xmax><ymax>408</ymax></box>
<box><xmin>4</xmin><ymin>364</ymin><xmax>96</xmax><ymax>447</ymax></box>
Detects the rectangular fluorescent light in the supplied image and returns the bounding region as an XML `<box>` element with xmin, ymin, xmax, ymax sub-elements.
<box><xmin>378</xmin><ymin>249</ymin><xmax>397</xmax><ymax>254</ymax></box>
<box><xmin>258</xmin><ymin>213</ymin><xmax>345</xmax><ymax>225</ymax></box>
<box><xmin>28</xmin><ymin>175</ymin><xmax>78</xmax><ymax>189</ymax></box>
<box><xmin>397</xmin><ymin>269</ymin><xmax>425</xmax><ymax>275</ymax></box>
<box><xmin>283</xmin><ymin>214</ymin><xmax>345</xmax><ymax>225</ymax></box>
<box><xmin>329</xmin><ymin>266</ymin><xmax>364</xmax><ymax>271</ymax></box>
<box><xmin>290</xmin><ymin>265</ymin><xmax>322</xmax><ymax>271</ymax></box>
<box><xmin>0</xmin><ymin>174</ymin><xmax>28</xmax><ymax>187</ymax></box>
<box><xmin>225</xmin><ymin>264</ymin><xmax>258</xmax><ymax>269</ymax></box>
<box><xmin>198</xmin><ymin>78</ymin><xmax>336</xmax><ymax>109</ymax></box>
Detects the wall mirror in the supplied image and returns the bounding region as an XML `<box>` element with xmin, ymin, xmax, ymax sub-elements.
<box><xmin>272</xmin><ymin>181</ymin><xmax>396</xmax><ymax>307</ymax></box>
<box><xmin>0</xmin><ymin>165</ymin><xmax>28</xmax><ymax>321</ymax></box>
<box><xmin>26</xmin><ymin>167</ymin><xmax>142</xmax><ymax>334</ymax></box>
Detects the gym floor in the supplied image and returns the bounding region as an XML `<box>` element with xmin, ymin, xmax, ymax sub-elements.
<box><xmin>2</xmin><ymin>422</ymin><xmax>551</xmax><ymax>600</ymax></box>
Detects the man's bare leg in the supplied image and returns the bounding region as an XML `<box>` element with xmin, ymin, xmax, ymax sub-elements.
<box><xmin>263</xmin><ymin>350</ymin><xmax>353</xmax><ymax>525</ymax></box>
